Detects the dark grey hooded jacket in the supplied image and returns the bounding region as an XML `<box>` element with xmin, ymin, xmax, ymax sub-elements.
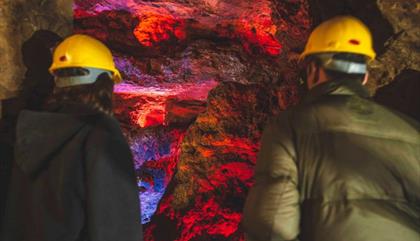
<box><xmin>243</xmin><ymin>79</ymin><xmax>420</xmax><ymax>241</ymax></box>
<box><xmin>0</xmin><ymin>104</ymin><xmax>142</xmax><ymax>241</ymax></box>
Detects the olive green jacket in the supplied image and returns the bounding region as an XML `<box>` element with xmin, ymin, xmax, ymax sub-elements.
<box><xmin>243</xmin><ymin>79</ymin><xmax>420</xmax><ymax>241</ymax></box>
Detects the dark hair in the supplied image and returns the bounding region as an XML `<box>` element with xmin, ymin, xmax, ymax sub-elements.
<box><xmin>47</xmin><ymin>73</ymin><xmax>114</xmax><ymax>115</ymax></box>
<box><xmin>307</xmin><ymin>53</ymin><xmax>367</xmax><ymax>82</ymax></box>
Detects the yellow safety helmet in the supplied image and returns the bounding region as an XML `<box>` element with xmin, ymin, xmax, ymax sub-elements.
<box><xmin>301</xmin><ymin>16</ymin><xmax>376</xmax><ymax>60</ymax></box>
<box><xmin>49</xmin><ymin>34</ymin><xmax>122</xmax><ymax>87</ymax></box>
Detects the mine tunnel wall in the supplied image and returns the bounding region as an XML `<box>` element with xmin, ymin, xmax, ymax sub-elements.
<box><xmin>0</xmin><ymin>1</ymin><xmax>418</xmax><ymax>241</ymax></box>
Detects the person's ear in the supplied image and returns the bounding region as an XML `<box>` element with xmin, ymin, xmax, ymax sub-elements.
<box><xmin>307</xmin><ymin>62</ymin><xmax>315</xmax><ymax>76</ymax></box>
<box><xmin>362</xmin><ymin>71</ymin><xmax>369</xmax><ymax>85</ymax></box>
<box><xmin>306</xmin><ymin>63</ymin><xmax>314</xmax><ymax>89</ymax></box>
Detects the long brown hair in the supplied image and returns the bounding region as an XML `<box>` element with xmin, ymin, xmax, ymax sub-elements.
<box><xmin>47</xmin><ymin>73</ymin><xmax>114</xmax><ymax>115</ymax></box>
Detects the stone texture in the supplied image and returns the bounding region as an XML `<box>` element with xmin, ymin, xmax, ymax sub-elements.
<box><xmin>0</xmin><ymin>0</ymin><xmax>73</xmax><ymax>100</ymax></box>
<box><xmin>370</xmin><ymin>1</ymin><xmax>420</xmax><ymax>87</ymax></box>
<box><xmin>75</xmin><ymin>0</ymin><xmax>311</xmax><ymax>57</ymax></box>
<box><xmin>165</xmin><ymin>98</ymin><xmax>207</xmax><ymax>126</ymax></box>
<box><xmin>74</xmin><ymin>0</ymin><xmax>311</xmax><ymax>86</ymax></box>
<box><xmin>0</xmin><ymin>0</ymin><xmax>417</xmax><ymax>239</ymax></box>
<box><xmin>112</xmin><ymin>73</ymin><xmax>218</xmax><ymax>224</ymax></box>
<box><xmin>74</xmin><ymin>0</ymin><xmax>419</xmax><ymax>240</ymax></box>
<box><xmin>113</xmin><ymin>80</ymin><xmax>218</xmax><ymax>128</ymax></box>
<box><xmin>73</xmin><ymin>1</ymin><xmax>306</xmax><ymax>240</ymax></box>
<box><xmin>144</xmin><ymin>82</ymin><xmax>281</xmax><ymax>241</ymax></box>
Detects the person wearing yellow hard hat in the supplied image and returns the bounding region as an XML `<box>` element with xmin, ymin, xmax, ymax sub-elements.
<box><xmin>1</xmin><ymin>34</ymin><xmax>143</xmax><ymax>241</ymax></box>
<box><xmin>299</xmin><ymin>15</ymin><xmax>376</xmax><ymax>89</ymax></box>
<box><xmin>243</xmin><ymin>16</ymin><xmax>420</xmax><ymax>241</ymax></box>
<box><xmin>49</xmin><ymin>34</ymin><xmax>122</xmax><ymax>88</ymax></box>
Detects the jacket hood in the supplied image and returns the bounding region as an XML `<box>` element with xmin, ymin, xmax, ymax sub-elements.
<box><xmin>15</xmin><ymin>104</ymin><xmax>98</xmax><ymax>176</ymax></box>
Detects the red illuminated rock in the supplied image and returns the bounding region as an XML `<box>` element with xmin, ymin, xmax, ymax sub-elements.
<box><xmin>74</xmin><ymin>0</ymin><xmax>311</xmax><ymax>56</ymax></box>
<box><xmin>74</xmin><ymin>0</ymin><xmax>311</xmax><ymax>239</ymax></box>
<box><xmin>113</xmin><ymin>81</ymin><xmax>217</xmax><ymax>128</ymax></box>
<box><xmin>114</xmin><ymin>91</ymin><xmax>166</xmax><ymax>128</ymax></box>
<box><xmin>144</xmin><ymin>82</ymin><xmax>282</xmax><ymax>241</ymax></box>
<box><xmin>165</xmin><ymin>98</ymin><xmax>207</xmax><ymax>126</ymax></box>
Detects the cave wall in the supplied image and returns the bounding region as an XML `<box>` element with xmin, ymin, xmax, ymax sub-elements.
<box><xmin>74</xmin><ymin>1</ymin><xmax>419</xmax><ymax>241</ymax></box>
<box><xmin>0</xmin><ymin>0</ymin><xmax>417</xmax><ymax>240</ymax></box>
<box><xmin>74</xmin><ymin>2</ymin><xmax>311</xmax><ymax>237</ymax></box>
<box><xmin>0</xmin><ymin>0</ymin><xmax>73</xmax><ymax>100</ymax></box>
<box><xmin>0</xmin><ymin>0</ymin><xmax>73</xmax><ymax>120</ymax></box>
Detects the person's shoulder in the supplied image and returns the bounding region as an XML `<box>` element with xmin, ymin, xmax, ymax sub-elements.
<box><xmin>83</xmin><ymin>113</ymin><xmax>125</xmax><ymax>142</ymax></box>
<box><xmin>295</xmin><ymin>94</ymin><xmax>362</xmax><ymax>121</ymax></box>
<box><xmin>372</xmin><ymin>102</ymin><xmax>420</xmax><ymax>143</ymax></box>
<box><xmin>270</xmin><ymin>96</ymin><xmax>351</xmax><ymax>133</ymax></box>
<box><xmin>282</xmin><ymin>102</ymin><xmax>321</xmax><ymax>127</ymax></box>
<box><xmin>264</xmin><ymin>110</ymin><xmax>301</xmax><ymax>134</ymax></box>
<box><xmin>94</xmin><ymin>113</ymin><xmax>122</xmax><ymax>131</ymax></box>
<box><xmin>267</xmin><ymin>110</ymin><xmax>293</xmax><ymax>126</ymax></box>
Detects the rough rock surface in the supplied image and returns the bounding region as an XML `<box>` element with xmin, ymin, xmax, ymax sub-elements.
<box><xmin>113</xmin><ymin>82</ymin><xmax>214</xmax><ymax>223</ymax></box>
<box><xmin>75</xmin><ymin>2</ymin><xmax>311</xmax><ymax>236</ymax></box>
<box><xmin>0</xmin><ymin>0</ymin><xmax>417</xmax><ymax>239</ymax></box>
<box><xmin>144</xmin><ymin>82</ymin><xmax>281</xmax><ymax>241</ymax></box>
<box><xmin>74</xmin><ymin>0</ymin><xmax>419</xmax><ymax>240</ymax></box>
<box><xmin>75</xmin><ymin>0</ymin><xmax>311</xmax><ymax>57</ymax></box>
<box><xmin>0</xmin><ymin>0</ymin><xmax>72</xmax><ymax>100</ymax></box>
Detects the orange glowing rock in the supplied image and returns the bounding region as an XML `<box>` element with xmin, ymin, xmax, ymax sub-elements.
<box><xmin>133</xmin><ymin>13</ymin><xmax>186</xmax><ymax>47</ymax></box>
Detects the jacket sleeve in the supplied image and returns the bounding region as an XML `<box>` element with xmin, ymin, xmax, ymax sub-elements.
<box><xmin>243</xmin><ymin>114</ymin><xmax>300</xmax><ymax>241</ymax></box>
<box><xmin>84</xmin><ymin>126</ymin><xmax>142</xmax><ymax>241</ymax></box>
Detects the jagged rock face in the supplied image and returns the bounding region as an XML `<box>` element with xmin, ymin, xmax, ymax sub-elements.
<box><xmin>75</xmin><ymin>0</ymin><xmax>311</xmax><ymax>57</ymax></box>
<box><xmin>75</xmin><ymin>0</ymin><xmax>310</xmax><ymax>240</ymax></box>
<box><xmin>75</xmin><ymin>0</ymin><xmax>418</xmax><ymax>240</ymax></box>
<box><xmin>145</xmin><ymin>82</ymin><xmax>281</xmax><ymax>241</ymax></box>
<box><xmin>0</xmin><ymin>0</ymin><xmax>72</xmax><ymax>100</ymax></box>
<box><xmin>0</xmin><ymin>0</ymin><xmax>416</xmax><ymax>239</ymax></box>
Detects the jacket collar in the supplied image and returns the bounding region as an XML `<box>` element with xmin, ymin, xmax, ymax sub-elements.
<box><xmin>302</xmin><ymin>78</ymin><xmax>370</xmax><ymax>104</ymax></box>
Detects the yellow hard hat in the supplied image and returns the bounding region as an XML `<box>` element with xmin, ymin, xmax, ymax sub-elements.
<box><xmin>49</xmin><ymin>34</ymin><xmax>122</xmax><ymax>84</ymax></box>
<box><xmin>301</xmin><ymin>16</ymin><xmax>376</xmax><ymax>60</ymax></box>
